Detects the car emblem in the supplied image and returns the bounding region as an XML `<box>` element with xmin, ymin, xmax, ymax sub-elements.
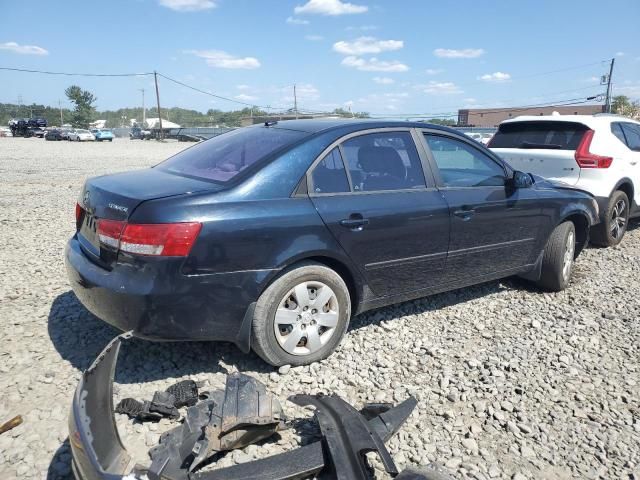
<box><xmin>83</xmin><ymin>190</ymin><xmax>90</xmax><ymax>206</ymax></box>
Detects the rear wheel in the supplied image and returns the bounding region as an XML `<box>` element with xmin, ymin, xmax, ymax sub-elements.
<box><xmin>591</xmin><ymin>190</ymin><xmax>629</xmax><ymax>247</ymax></box>
<box><xmin>252</xmin><ymin>261</ymin><xmax>351</xmax><ymax>366</ymax></box>
<box><xmin>536</xmin><ymin>221</ymin><xmax>576</xmax><ymax>292</ymax></box>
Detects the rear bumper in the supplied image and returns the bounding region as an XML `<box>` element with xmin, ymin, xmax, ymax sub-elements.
<box><xmin>65</xmin><ymin>236</ymin><xmax>276</xmax><ymax>346</ymax></box>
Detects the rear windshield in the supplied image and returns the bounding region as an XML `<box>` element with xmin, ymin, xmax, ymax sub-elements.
<box><xmin>488</xmin><ymin>121</ymin><xmax>589</xmax><ymax>150</ymax></box>
<box><xmin>158</xmin><ymin>126</ymin><xmax>308</xmax><ymax>182</ymax></box>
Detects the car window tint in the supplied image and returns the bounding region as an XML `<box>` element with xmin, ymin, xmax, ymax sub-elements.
<box><xmin>611</xmin><ymin>123</ymin><xmax>628</xmax><ymax>146</ymax></box>
<box><xmin>488</xmin><ymin>121</ymin><xmax>589</xmax><ymax>150</ymax></box>
<box><xmin>425</xmin><ymin>134</ymin><xmax>506</xmax><ymax>187</ymax></box>
<box><xmin>158</xmin><ymin>127</ymin><xmax>308</xmax><ymax>183</ymax></box>
<box><xmin>311</xmin><ymin>148</ymin><xmax>350</xmax><ymax>194</ymax></box>
<box><xmin>340</xmin><ymin>132</ymin><xmax>425</xmax><ymax>192</ymax></box>
<box><xmin>621</xmin><ymin>123</ymin><xmax>640</xmax><ymax>151</ymax></box>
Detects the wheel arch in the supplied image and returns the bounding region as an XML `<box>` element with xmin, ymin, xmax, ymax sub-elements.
<box><xmin>612</xmin><ymin>178</ymin><xmax>634</xmax><ymax>207</ymax></box>
<box><xmin>258</xmin><ymin>253</ymin><xmax>364</xmax><ymax>314</ymax></box>
<box><xmin>560</xmin><ymin>211</ymin><xmax>590</xmax><ymax>256</ymax></box>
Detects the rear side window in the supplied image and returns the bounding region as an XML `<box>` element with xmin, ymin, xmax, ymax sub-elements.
<box><xmin>621</xmin><ymin>123</ymin><xmax>640</xmax><ymax>151</ymax></box>
<box><xmin>488</xmin><ymin>121</ymin><xmax>589</xmax><ymax>150</ymax></box>
<box><xmin>340</xmin><ymin>132</ymin><xmax>426</xmax><ymax>192</ymax></box>
<box><xmin>158</xmin><ymin>127</ymin><xmax>307</xmax><ymax>182</ymax></box>
<box><xmin>311</xmin><ymin>148</ymin><xmax>350</xmax><ymax>194</ymax></box>
<box><xmin>611</xmin><ymin>123</ymin><xmax>628</xmax><ymax>145</ymax></box>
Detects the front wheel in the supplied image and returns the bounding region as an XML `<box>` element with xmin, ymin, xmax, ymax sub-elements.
<box><xmin>536</xmin><ymin>221</ymin><xmax>576</xmax><ymax>292</ymax></box>
<box><xmin>252</xmin><ymin>262</ymin><xmax>351</xmax><ymax>366</ymax></box>
<box><xmin>591</xmin><ymin>190</ymin><xmax>629</xmax><ymax>247</ymax></box>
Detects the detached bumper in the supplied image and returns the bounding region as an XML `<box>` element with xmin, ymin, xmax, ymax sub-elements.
<box><xmin>65</xmin><ymin>237</ymin><xmax>274</xmax><ymax>348</ymax></box>
<box><xmin>69</xmin><ymin>333</ymin><xmax>422</xmax><ymax>480</ymax></box>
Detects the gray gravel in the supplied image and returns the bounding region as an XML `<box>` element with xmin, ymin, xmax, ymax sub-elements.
<box><xmin>0</xmin><ymin>136</ymin><xmax>639</xmax><ymax>480</ymax></box>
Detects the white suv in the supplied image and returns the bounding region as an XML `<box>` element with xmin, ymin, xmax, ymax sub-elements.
<box><xmin>489</xmin><ymin>114</ymin><xmax>640</xmax><ymax>246</ymax></box>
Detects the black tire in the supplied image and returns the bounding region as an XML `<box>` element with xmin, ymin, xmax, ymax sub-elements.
<box><xmin>536</xmin><ymin>221</ymin><xmax>576</xmax><ymax>292</ymax></box>
<box><xmin>590</xmin><ymin>190</ymin><xmax>629</xmax><ymax>247</ymax></box>
<box><xmin>252</xmin><ymin>261</ymin><xmax>351</xmax><ymax>366</ymax></box>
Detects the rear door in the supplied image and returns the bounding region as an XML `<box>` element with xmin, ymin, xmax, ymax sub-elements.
<box><xmin>422</xmin><ymin>131</ymin><xmax>544</xmax><ymax>280</ymax></box>
<box><xmin>307</xmin><ymin>129</ymin><xmax>450</xmax><ymax>296</ymax></box>
<box><xmin>618</xmin><ymin>122</ymin><xmax>640</xmax><ymax>207</ymax></box>
<box><xmin>489</xmin><ymin>120</ymin><xmax>590</xmax><ymax>185</ymax></box>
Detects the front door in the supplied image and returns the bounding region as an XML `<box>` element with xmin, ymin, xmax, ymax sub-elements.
<box><xmin>422</xmin><ymin>132</ymin><xmax>544</xmax><ymax>283</ymax></box>
<box><xmin>308</xmin><ymin>131</ymin><xmax>450</xmax><ymax>296</ymax></box>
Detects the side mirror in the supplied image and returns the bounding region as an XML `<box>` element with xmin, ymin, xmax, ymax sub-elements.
<box><xmin>510</xmin><ymin>170</ymin><xmax>533</xmax><ymax>189</ymax></box>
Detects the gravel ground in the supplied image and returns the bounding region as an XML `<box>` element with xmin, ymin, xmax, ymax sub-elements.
<box><xmin>0</xmin><ymin>136</ymin><xmax>638</xmax><ymax>480</ymax></box>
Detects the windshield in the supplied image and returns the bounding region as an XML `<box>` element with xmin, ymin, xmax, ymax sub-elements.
<box><xmin>158</xmin><ymin>126</ymin><xmax>308</xmax><ymax>182</ymax></box>
<box><xmin>489</xmin><ymin>121</ymin><xmax>589</xmax><ymax>150</ymax></box>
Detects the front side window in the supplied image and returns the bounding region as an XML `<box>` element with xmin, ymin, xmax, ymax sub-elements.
<box><xmin>425</xmin><ymin>134</ymin><xmax>506</xmax><ymax>187</ymax></box>
<box><xmin>311</xmin><ymin>148</ymin><xmax>350</xmax><ymax>194</ymax></box>
<box><xmin>159</xmin><ymin>126</ymin><xmax>308</xmax><ymax>182</ymax></box>
<box><xmin>340</xmin><ymin>132</ymin><xmax>426</xmax><ymax>192</ymax></box>
<box><xmin>621</xmin><ymin>123</ymin><xmax>640</xmax><ymax>151</ymax></box>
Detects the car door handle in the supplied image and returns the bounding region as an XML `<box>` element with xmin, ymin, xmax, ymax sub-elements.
<box><xmin>340</xmin><ymin>218</ymin><xmax>369</xmax><ymax>230</ymax></box>
<box><xmin>453</xmin><ymin>208</ymin><xmax>475</xmax><ymax>220</ymax></box>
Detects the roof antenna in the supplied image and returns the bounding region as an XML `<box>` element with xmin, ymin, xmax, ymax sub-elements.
<box><xmin>264</xmin><ymin>120</ymin><xmax>278</xmax><ymax>127</ymax></box>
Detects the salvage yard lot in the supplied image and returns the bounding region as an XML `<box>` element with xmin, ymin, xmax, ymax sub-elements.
<box><xmin>0</xmin><ymin>137</ymin><xmax>638</xmax><ymax>479</ymax></box>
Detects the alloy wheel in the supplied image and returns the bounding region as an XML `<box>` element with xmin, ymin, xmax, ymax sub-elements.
<box><xmin>562</xmin><ymin>230</ymin><xmax>575</xmax><ymax>282</ymax></box>
<box><xmin>274</xmin><ymin>281</ymin><xmax>339</xmax><ymax>356</ymax></box>
<box><xmin>610</xmin><ymin>199</ymin><xmax>627</xmax><ymax>239</ymax></box>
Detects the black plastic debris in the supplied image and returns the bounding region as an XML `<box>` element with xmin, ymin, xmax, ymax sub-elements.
<box><xmin>115</xmin><ymin>379</ymin><xmax>201</xmax><ymax>422</ymax></box>
<box><xmin>147</xmin><ymin>372</ymin><xmax>285</xmax><ymax>479</ymax></box>
<box><xmin>167</xmin><ymin>379</ymin><xmax>200</xmax><ymax>408</ymax></box>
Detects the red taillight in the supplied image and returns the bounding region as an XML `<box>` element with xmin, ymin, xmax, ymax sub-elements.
<box><xmin>96</xmin><ymin>220</ymin><xmax>202</xmax><ymax>256</ymax></box>
<box><xmin>75</xmin><ymin>203</ymin><xmax>82</xmax><ymax>222</ymax></box>
<box><xmin>575</xmin><ymin>130</ymin><xmax>613</xmax><ymax>168</ymax></box>
<box><xmin>97</xmin><ymin>219</ymin><xmax>126</xmax><ymax>249</ymax></box>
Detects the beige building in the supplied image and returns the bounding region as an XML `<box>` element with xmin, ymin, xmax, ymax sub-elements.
<box><xmin>458</xmin><ymin>105</ymin><xmax>605</xmax><ymax>128</ymax></box>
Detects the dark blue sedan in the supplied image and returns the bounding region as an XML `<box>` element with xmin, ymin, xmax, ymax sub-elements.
<box><xmin>66</xmin><ymin>120</ymin><xmax>598</xmax><ymax>365</ymax></box>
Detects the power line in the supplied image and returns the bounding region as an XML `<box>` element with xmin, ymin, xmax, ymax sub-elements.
<box><xmin>157</xmin><ymin>73</ymin><xmax>290</xmax><ymax>111</ymax></box>
<box><xmin>0</xmin><ymin>66</ymin><xmax>153</xmax><ymax>77</ymax></box>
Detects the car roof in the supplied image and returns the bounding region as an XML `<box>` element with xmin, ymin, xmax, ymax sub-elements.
<box><xmin>499</xmin><ymin>114</ymin><xmax>640</xmax><ymax>129</ymax></box>
<box><xmin>258</xmin><ymin>118</ymin><xmax>461</xmax><ymax>135</ymax></box>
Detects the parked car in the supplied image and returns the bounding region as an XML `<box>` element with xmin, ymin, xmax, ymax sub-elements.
<box><xmin>45</xmin><ymin>129</ymin><xmax>65</xmax><ymax>141</ymax></box>
<box><xmin>69</xmin><ymin>129</ymin><xmax>95</xmax><ymax>142</ymax></box>
<box><xmin>91</xmin><ymin>128</ymin><xmax>114</xmax><ymax>142</ymax></box>
<box><xmin>66</xmin><ymin>120</ymin><xmax>598</xmax><ymax>366</ymax></box>
<box><xmin>489</xmin><ymin>114</ymin><xmax>640</xmax><ymax>246</ymax></box>
<box><xmin>60</xmin><ymin>128</ymin><xmax>73</xmax><ymax>140</ymax></box>
<box><xmin>130</xmin><ymin>125</ymin><xmax>152</xmax><ymax>140</ymax></box>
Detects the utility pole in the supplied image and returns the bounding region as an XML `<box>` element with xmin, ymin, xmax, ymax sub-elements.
<box><xmin>605</xmin><ymin>57</ymin><xmax>615</xmax><ymax>113</ymax></box>
<box><xmin>293</xmin><ymin>84</ymin><xmax>298</xmax><ymax>119</ymax></box>
<box><xmin>153</xmin><ymin>71</ymin><xmax>163</xmax><ymax>139</ymax></box>
<box><xmin>138</xmin><ymin>89</ymin><xmax>146</xmax><ymax>126</ymax></box>
<box><xmin>58</xmin><ymin>100</ymin><xmax>63</xmax><ymax>126</ymax></box>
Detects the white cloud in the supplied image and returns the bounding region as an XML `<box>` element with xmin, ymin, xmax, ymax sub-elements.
<box><xmin>0</xmin><ymin>41</ymin><xmax>48</xmax><ymax>55</ymax></box>
<box><xmin>333</xmin><ymin>37</ymin><xmax>403</xmax><ymax>55</ymax></box>
<box><xmin>236</xmin><ymin>84</ymin><xmax>250</xmax><ymax>90</ymax></box>
<box><xmin>425</xmin><ymin>68</ymin><xmax>443</xmax><ymax>75</ymax></box>
<box><xmin>383</xmin><ymin>92</ymin><xmax>408</xmax><ymax>98</ymax></box>
<box><xmin>286</xmin><ymin>16</ymin><xmax>310</xmax><ymax>24</ymax></box>
<box><xmin>344</xmin><ymin>100</ymin><xmax>354</xmax><ymax>107</ymax></box>
<box><xmin>342</xmin><ymin>56</ymin><xmax>409</xmax><ymax>72</ymax></box>
<box><xmin>187</xmin><ymin>50</ymin><xmax>260</xmax><ymax>69</ymax></box>
<box><xmin>235</xmin><ymin>94</ymin><xmax>257</xmax><ymax>101</ymax></box>
<box><xmin>478</xmin><ymin>71</ymin><xmax>511</xmax><ymax>82</ymax></box>
<box><xmin>434</xmin><ymin>48</ymin><xmax>485</xmax><ymax>59</ymax></box>
<box><xmin>295</xmin><ymin>0</ymin><xmax>368</xmax><ymax>16</ymax></box>
<box><xmin>159</xmin><ymin>0</ymin><xmax>216</xmax><ymax>11</ymax></box>
<box><xmin>281</xmin><ymin>83</ymin><xmax>320</xmax><ymax>102</ymax></box>
<box><xmin>305</xmin><ymin>35</ymin><xmax>324</xmax><ymax>41</ymax></box>
<box><xmin>616</xmin><ymin>51</ymin><xmax>625</xmax><ymax>57</ymax></box>
<box><xmin>419</xmin><ymin>81</ymin><xmax>463</xmax><ymax>95</ymax></box>
<box><xmin>373</xmin><ymin>76</ymin><xmax>394</xmax><ymax>84</ymax></box>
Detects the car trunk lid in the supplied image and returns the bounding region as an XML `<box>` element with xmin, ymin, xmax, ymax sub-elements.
<box><xmin>489</xmin><ymin>120</ymin><xmax>591</xmax><ymax>186</ymax></box>
<box><xmin>77</xmin><ymin>168</ymin><xmax>220</xmax><ymax>265</ymax></box>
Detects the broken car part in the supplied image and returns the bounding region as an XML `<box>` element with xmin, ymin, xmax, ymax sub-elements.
<box><xmin>116</xmin><ymin>379</ymin><xmax>200</xmax><ymax>422</ymax></box>
<box><xmin>0</xmin><ymin>415</ymin><xmax>23</xmax><ymax>435</ymax></box>
<box><xmin>69</xmin><ymin>333</ymin><xmax>421</xmax><ymax>480</ymax></box>
<box><xmin>148</xmin><ymin>373</ymin><xmax>285</xmax><ymax>479</ymax></box>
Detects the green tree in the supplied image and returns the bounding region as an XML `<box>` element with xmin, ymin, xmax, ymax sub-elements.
<box><xmin>65</xmin><ymin>85</ymin><xmax>97</xmax><ymax>128</ymax></box>
<box><xmin>611</xmin><ymin>95</ymin><xmax>640</xmax><ymax>118</ymax></box>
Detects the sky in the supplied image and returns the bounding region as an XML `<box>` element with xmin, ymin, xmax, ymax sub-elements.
<box><xmin>1</xmin><ymin>0</ymin><xmax>639</xmax><ymax>118</ymax></box>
